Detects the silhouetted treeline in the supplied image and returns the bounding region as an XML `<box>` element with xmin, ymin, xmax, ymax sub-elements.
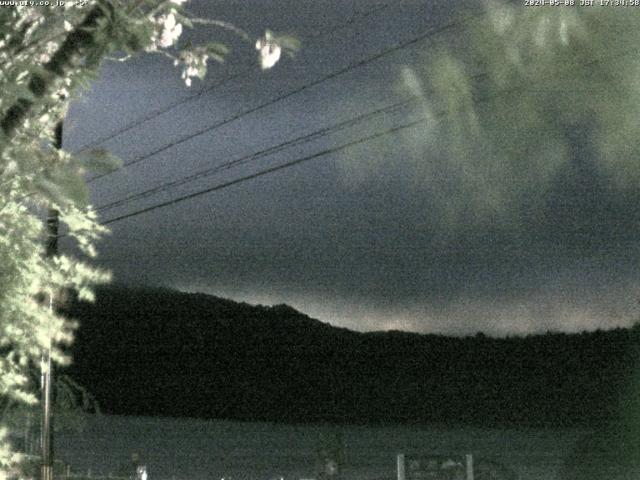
<box><xmin>63</xmin><ymin>286</ymin><xmax>640</xmax><ymax>427</ymax></box>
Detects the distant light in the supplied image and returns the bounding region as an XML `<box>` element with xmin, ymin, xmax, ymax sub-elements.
<box><xmin>136</xmin><ymin>466</ymin><xmax>148</xmax><ymax>480</ymax></box>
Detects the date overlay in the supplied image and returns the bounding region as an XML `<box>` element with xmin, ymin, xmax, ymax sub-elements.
<box><xmin>525</xmin><ymin>0</ymin><xmax>640</xmax><ymax>5</ymax></box>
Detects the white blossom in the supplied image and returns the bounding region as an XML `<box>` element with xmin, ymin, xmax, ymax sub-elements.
<box><xmin>37</xmin><ymin>41</ymin><xmax>59</xmax><ymax>64</ymax></box>
<box><xmin>256</xmin><ymin>30</ymin><xmax>281</xmax><ymax>70</ymax></box>
<box><xmin>157</xmin><ymin>11</ymin><xmax>183</xmax><ymax>49</ymax></box>
<box><xmin>56</xmin><ymin>87</ymin><xmax>70</xmax><ymax>98</ymax></box>
<box><xmin>177</xmin><ymin>50</ymin><xmax>208</xmax><ymax>87</ymax></box>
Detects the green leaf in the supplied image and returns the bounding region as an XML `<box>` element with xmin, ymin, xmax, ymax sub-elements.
<box><xmin>272</xmin><ymin>33</ymin><xmax>301</xmax><ymax>57</ymax></box>
<box><xmin>175</xmin><ymin>12</ymin><xmax>193</xmax><ymax>30</ymax></box>
<box><xmin>204</xmin><ymin>42</ymin><xmax>229</xmax><ymax>63</ymax></box>
<box><xmin>35</xmin><ymin>167</ymin><xmax>89</xmax><ymax>207</ymax></box>
<box><xmin>74</xmin><ymin>148</ymin><xmax>122</xmax><ymax>175</ymax></box>
<box><xmin>205</xmin><ymin>42</ymin><xmax>229</xmax><ymax>56</ymax></box>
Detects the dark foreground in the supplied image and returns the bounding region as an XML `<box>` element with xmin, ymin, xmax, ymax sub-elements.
<box><xmin>65</xmin><ymin>286</ymin><xmax>640</xmax><ymax>428</ymax></box>
<box><xmin>52</xmin><ymin>414</ymin><xmax>640</xmax><ymax>480</ymax></box>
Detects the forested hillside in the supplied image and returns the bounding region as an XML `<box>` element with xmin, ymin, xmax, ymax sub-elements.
<box><xmin>64</xmin><ymin>286</ymin><xmax>640</xmax><ymax>427</ymax></box>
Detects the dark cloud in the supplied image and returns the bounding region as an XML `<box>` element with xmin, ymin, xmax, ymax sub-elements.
<box><xmin>64</xmin><ymin>0</ymin><xmax>640</xmax><ymax>335</ymax></box>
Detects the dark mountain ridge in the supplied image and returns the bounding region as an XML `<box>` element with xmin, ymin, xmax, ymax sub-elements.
<box><xmin>63</xmin><ymin>285</ymin><xmax>640</xmax><ymax>427</ymax></box>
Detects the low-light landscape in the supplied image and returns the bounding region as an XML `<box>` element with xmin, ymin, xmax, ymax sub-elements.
<box><xmin>3</xmin><ymin>1</ymin><xmax>640</xmax><ymax>479</ymax></box>
<box><xmin>50</xmin><ymin>286</ymin><xmax>640</xmax><ymax>479</ymax></box>
<box><xmin>65</xmin><ymin>286</ymin><xmax>640</xmax><ymax>428</ymax></box>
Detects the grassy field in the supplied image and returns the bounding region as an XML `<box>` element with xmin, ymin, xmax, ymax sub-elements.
<box><xmin>54</xmin><ymin>415</ymin><xmax>601</xmax><ymax>480</ymax></box>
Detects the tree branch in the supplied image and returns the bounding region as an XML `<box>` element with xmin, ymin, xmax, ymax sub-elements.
<box><xmin>0</xmin><ymin>2</ymin><xmax>113</xmax><ymax>139</ymax></box>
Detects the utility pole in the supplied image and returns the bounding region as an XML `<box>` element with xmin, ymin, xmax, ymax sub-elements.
<box><xmin>41</xmin><ymin>119</ymin><xmax>63</xmax><ymax>480</ymax></box>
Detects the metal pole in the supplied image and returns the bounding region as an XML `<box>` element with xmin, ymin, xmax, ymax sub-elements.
<box><xmin>40</xmin><ymin>335</ymin><xmax>53</xmax><ymax>480</ymax></box>
<box><xmin>41</xmin><ymin>120</ymin><xmax>63</xmax><ymax>480</ymax></box>
<box><xmin>465</xmin><ymin>454</ymin><xmax>474</xmax><ymax>480</ymax></box>
<box><xmin>397</xmin><ymin>454</ymin><xmax>406</xmax><ymax>480</ymax></box>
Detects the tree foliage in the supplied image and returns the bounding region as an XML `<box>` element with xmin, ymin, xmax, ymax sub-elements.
<box><xmin>403</xmin><ymin>3</ymin><xmax>640</xmax><ymax>225</ymax></box>
<box><xmin>0</xmin><ymin>1</ymin><xmax>295</xmax><ymax>477</ymax></box>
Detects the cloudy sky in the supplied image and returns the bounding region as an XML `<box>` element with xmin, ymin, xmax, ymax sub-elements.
<box><xmin>62</xmin><ymin>0</ymin><xmax>640</xmax><ymax>336</ymax></box>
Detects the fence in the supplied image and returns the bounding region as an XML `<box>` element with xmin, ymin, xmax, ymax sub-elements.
<box><xmin>397</xmin><ymin>453</ymin><xmax>517</xmax><ymax>480</ymax></box>
<box><xmin>19</xmin><ymin>454</ymin><xmax>142</xmax><ymax>480</ymax></box>
<box><xmin>20</xmin><ymin>450</ymin><xmax>517</xmax><ymax>480</ymax></box>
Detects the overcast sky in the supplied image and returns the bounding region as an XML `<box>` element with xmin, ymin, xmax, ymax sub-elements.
<box><xmin>62</xmin><ymin>0</ymin><xmax>640</xmax><ymax>336</ymax></box>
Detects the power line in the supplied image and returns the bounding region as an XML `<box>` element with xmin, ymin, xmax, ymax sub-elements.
<box><xmin>95</xmin><ymin>99</ymin><xmax>414</xmax><ymax>213</ymax></box>
<box><xmin>87</xmin><ymin>9</ymin><xmax>476</xmax><ymax>184</ymax></box>
<box><xmin>99</xmin><ymin>42</ymin><xmax>631</xmax><ymax>226</ymax></box>
<box><xmin>101</xmin><ymin>117</ymin><xmax>426</xmax><ymax>226</ymax></box>
<box><xmin>75</xmin><ymin>3</ymin><xmax>392</xmax><ymax>153</ymax></box>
